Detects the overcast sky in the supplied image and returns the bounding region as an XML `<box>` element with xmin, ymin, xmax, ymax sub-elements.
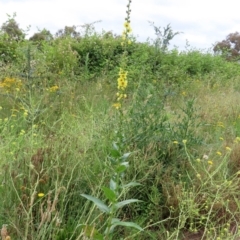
<box><xmin>0</xmin><ymin>0</ymin><xmax>239</xmax><ymax>51</ymax></box>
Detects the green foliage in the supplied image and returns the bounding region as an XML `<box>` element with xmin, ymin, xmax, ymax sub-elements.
<box><xmin>149</xmin><ymin>22</ymin><xmax>181</xmax><ymax>52</ymax></box>
<box><xmin>29</xmin><ymin>28</ymin><xmax>53</xmax><ymax>42</ymax></box>
<box><xmin>2</xmin><ymin>7</ymin><xmax>240</xmax><ymax>240</ymax></box>
<box><xmin>71</xmin><ymin>33</ymin><xmax>124</xmax><ymax>77</ymax></box>
<box><xmin>1</xmin><ymin>13</ymin><xmax>25</xmax><ymax>41</ymax></box>
<box><xmin>0</xmin><ymin>33</ymin><xmax>19</xmax><ymax>63</ymax></box>
<box><xmin>214</xmin><ymin>32</ymin><xmax>240</xmax><ymax>61</ymax></box>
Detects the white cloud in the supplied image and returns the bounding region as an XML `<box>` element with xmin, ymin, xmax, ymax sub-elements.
<box><xmin>0</xmin><ymin>0</ymin><xmax>239</xmax><ymax>50</ymax></box>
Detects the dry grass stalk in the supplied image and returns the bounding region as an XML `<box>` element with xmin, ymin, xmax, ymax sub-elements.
<box><xmin>1</xmin><ymin>224</ymin><xmax>11</xmax><ymax>240</ymax></box>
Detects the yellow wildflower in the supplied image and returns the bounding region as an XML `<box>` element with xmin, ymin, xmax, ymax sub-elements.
<box><xmin>207</xmin><ymin>160</ymin><xmax>213</xmax><ymax>165</ymax></box>
<box><xmin>113</xmin><ymin>103</ymin><xmax>121</xmax><ymax>110</ymax></box>
<box><xmin>0</xmin><ymin>77</ymin><xmax>22</xmax><ymax>92</ymax></box>
<box><xmin>122</xmin><ymin>34</ymin><xmax>126</xmax><ymax>40</ymax></box>
<box><xmin>216</xmin><ymin>151</ymin><xmax>222</xmax><ymax>156</ymax></box>
<box><xmin>124</xmin><ymin>21</ymin><xmax>130</xmax><ymax>29</ymax></box>
<box><xmin>48</xmin><ymin>85</ymin><xmax>59</xmax><ymax>92</ymax></box>
<box><xmin>19</xmin><ymin>130</ymin><xmax>25</xmax><ymax>136</ymax></box>
<box><xmin>23</xmin><ymin>110</ymin><xmax>28</xmax><ymax>117</ymax></box>
<box><xmin>226</xmin><ymin>146</ymin><xmax>231</xmax><ymax>151</ymax></box>
<box><xmin>173</xmin><ymin>141</ymin><xmax>178</xmax><ymax>144</ymax></box>
<box><xmin>217</xmin><ymin>122</ymin><xmax>225</xmax><ymax>128</ymax></box>
<box><xmin>234</xmin><ymin>137</ymin><xmax>240</xmax><ymax>143</ymax></box>
<box><xmin>38</xmin><ymin>193</ymin><xmax>45</xmax><ymax>197</ymax></box>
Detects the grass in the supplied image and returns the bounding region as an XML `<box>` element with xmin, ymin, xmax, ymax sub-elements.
<box><xmin>2</xmin><ymin>3</ymin><xmax>240</xmax><ymax>239</ymax></box>
<box><xmin>1</xmin><ymin>63</ymin><xmax>240</xmax><ymax>239</ymax></box>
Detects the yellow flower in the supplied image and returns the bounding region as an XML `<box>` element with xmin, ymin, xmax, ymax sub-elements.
<box><xmin>0</xmin><ymin>77</ymin><xmax>22</xmax><ymax>92</ymax></box>
<box><xmin>219</xmin><ymin>137</ymin><xmax>224</xmax><ymax>141</ymax></box>
<box><xmin>216</xmin><ymin>151</ymin><xmax>222</xmax><ymax>156</ymax></box>
<box><xmin>19</xmin><ymin>129</ymin><xmax>25</xmax><ymax>136</ymax></box>
<box><xmin>196</xmin><ymin>158</ymin><xmax>201</xmax><ymax>163</ymax></box>
<box><xmin>117</xmin><ymin>93</ymin><xmax>127</xmax><ymax>101</ymax></box>
<box><xmin>217</xmin><ymin>122</ymin><xmax>225</xmax><ymax>128</ymax></box>
<box><xmin>182</xmin><ymin>139</ymin><xmax>187</xmax><ymax>144</ymax></box>
<box><xmin>117</xmin><ymin>79</ymin><xmax>127</xmax><ymax>90</ymax></box>
<box><xmin>226</xmin><ymin>146</ymin><xmax>231</xmax><ymax>151</ymax></box>
<box><xmin>173</xmin><ymin>141</ymin><xmax>178</xmax><ymax>144</ymax></box>
<box><xmin>123</xmin><ymin>22</ymin><xmax>132</xmax><ymax>33</ymax></box>
<box><xmin>207</xmin><ymin>160</ymin><xmax>213</xmax><ymax>165</ymax></box>
<box><xmin>122</xmin><ymin>34</ymin><xmax>126</xmax><ymax>40</ymax></box>
<box><xmin>38</xmin><ymin>193</ymin><xmax>45</xmax><ymax>197</ymax></box>
<box><xmin>124</xmin><ymin>21</ymin><xmax>130</xmax><ymax>28</ymax></box>
<box><xmin>48</xmin><ymin>85</ymin><xmax>59</xmax><ymax>92</ymax></box>
<box><xmin>234</xmin><ymin>137</ymin><xmax>240</xmax><ymax>143</ymax></box>
<box><xmin>23</xmin><ymin>110</ymin><xmax>28</xmax><ymax>117</ymax></box>
<box><xmin>113</xmin><ymin>103</ymin><xmax>121</xmax><ymax>109</ymax></box>
<box><xmin>126</xmin><ymin>26</ymin><xmax>132</xmax><ymax>33</ymax></box>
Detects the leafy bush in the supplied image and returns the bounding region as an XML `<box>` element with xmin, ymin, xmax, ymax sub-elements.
<box><xmin>0</xmin><ymin>33</ymin><xmax>19</xmax><ymax>63</ymax></box>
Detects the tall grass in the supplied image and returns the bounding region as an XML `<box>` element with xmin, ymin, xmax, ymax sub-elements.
<box><xmin>1</xmin><ymin>4</ymin><xmax>240</xmax><ymax>239</ymax></box>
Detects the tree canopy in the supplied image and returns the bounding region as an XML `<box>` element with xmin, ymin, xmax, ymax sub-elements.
<box><xmin>1</xmin><ymin>15</ymin><xmax>24</xmax><ymax>40</ymax></box>
<box><xmin>213</xmin><ymin>32</ymin><xmax>240</xmax><ymax>61</ymax></box>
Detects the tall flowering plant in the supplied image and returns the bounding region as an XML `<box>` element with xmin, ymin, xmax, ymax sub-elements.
<box><xmin>80</xmin><ymin>1</ymin><xmax>143</xmax><ymax>239</ymax></box>
<box><xmin>113</xmin><ymin>1</ymin><xmax>132</xmax><ymax>111</ymax></box>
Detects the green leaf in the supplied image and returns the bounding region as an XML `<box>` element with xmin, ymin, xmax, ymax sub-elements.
<box><xmin>79</xmin><ymin>224</ymin><xmax>104</xmax><ymax>240</ymax></box>
<box><xmin>120</xmin><ymin>161</ymin><xmax>129</xmax><ymax>167</ymax></box>
<box><xmin>110</xmin><ymin>178</ymin><xmax>117</xmax><ymax>191</ymax></box>
<box><xmin>116</xmin><ymin>165</ymin><xmax>127</xmax><ymax>173</ymax></box>
<box><xmin>81</xmin><ymin>194</ymin><xmax>110</xmax><ymax>213</ymax></box>
<box><xmin>111</xmin><ymin>220</ymin><xmax>143</xmax><ymax>231</ymax></box>
<box><xmin>123</xmin><ymin>182</ymin><xmax>142</xmax><ymax>188</ymax></box>
<box><xmin>114</xmin><ymin>199</ymin><xmax>142</xmax><ymax>210</ymax></box>
<box><xmin>120</xmin><ymin>152</ymin><xmax>131</xmax><ymax>161</ymax></box>
<box><xmin>112</xmin><ymin>142</ymin><xmax>119</xmax><ymax>151</ymax></box>
<box><xmin>104</xmin><ymin>218</ymin><xmax>120</xmax><ymax>234</ymax></box>
<box><xmin>102</xmin><ymin>187</ymin><xmax>116</xmax><ymax>202</ymax></box>
<box><xmin>110</xmin><ymin>149</ymin><xmax>121</xmax><ymax>158</ymax></box>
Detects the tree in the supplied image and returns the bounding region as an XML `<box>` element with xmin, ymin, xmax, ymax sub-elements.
<box><xmin>213</xmin><ymin>32</ymin><xmax>240</xmax><ymax>61</ymax></box>
<box><xmin>1</xmin><ymin>13</ymin><xmax>24</xmax><ymax>40</ymax></box>
<box><xmin>29</xmin><ymin>29</ymin><xmax>53</xmax><ymax>42</ymax></box>
<box><xmin>149</xmin><ymin>22</ymin><xmax>181</xmax><ymax>52</ymax></box>
<box><xmin>55</xmin><ymin>25</ymin><xmax>80</xmax><ymax>39</ymax></box>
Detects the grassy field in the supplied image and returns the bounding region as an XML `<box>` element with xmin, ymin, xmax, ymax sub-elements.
<box><xmin>2</xmin><ymin>3</ymin><xmax>240</xmax><ymax>240</ymax></box>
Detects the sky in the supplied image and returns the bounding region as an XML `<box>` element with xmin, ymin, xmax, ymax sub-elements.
<box><xmin>0</xmin><ymin>0</ymin><xmax>239</xmax><ymax>51</ymax></box>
